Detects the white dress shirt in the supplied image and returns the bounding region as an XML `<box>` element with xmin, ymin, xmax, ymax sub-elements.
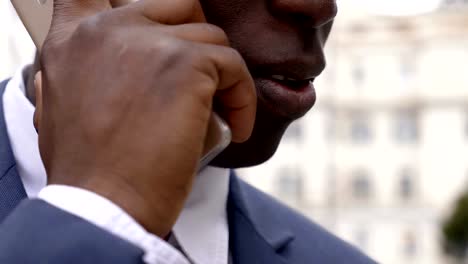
<box><xmin>2</xmin><ymin>65</ymin><xmax>230</xmax><ymax>264</ymax></box>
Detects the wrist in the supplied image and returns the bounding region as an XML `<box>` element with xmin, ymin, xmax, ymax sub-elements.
<box><xmin>48</xmin><ymin>174</ymin><xmax>179</xmax><ymax>237</ymax></box>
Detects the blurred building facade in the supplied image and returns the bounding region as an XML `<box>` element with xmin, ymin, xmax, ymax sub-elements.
<box><xmin>3</xmin><ymin>0</ymin><xmax>468</xmax><ymax>263</ymax></box>
<box><xmin>239</xmin><ymin>2</ymin><xmax>468</xmax><ymax>263</ymax></box>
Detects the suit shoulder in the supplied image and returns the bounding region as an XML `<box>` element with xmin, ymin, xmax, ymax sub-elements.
<box><xmin>0</xmin><ymin>199</ymin><xmax>144</xmax><ymax>264</ymax></box>
<box><xmin>238</xmin><ymin>179</ymin><xmax>377</xmax><ymax>264</ymax></box>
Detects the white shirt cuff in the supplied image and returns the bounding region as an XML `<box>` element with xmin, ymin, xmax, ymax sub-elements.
<box><xmin>38</xmin><ymin>185</ymin><xmax>190</xmax><ymax>264</ymax></box>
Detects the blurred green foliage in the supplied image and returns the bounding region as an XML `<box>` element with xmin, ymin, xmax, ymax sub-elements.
<box><xmin>443</xmin><ymin>191</ymin><xmax>468</xmax><ymax>259</ymax></box>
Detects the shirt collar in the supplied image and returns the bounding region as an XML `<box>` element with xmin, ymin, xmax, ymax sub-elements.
<box><xmin>174</xmin><ymin>166</ymin><xmax>230</xmax><ymax>264</ymax></box>
<box><xmin>3</xmin><ymin>65</ymin><xmax>46</xmax><ymax>197</ymax></box>
<box><xmin>3</xmin><ymin>65</ymin><xmax>231</xmax><ymax>264</ymax></box>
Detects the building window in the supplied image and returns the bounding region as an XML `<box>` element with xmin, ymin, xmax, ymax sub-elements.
<box><xmin>349</xmin><ymin>112</ymin><xmax>373</xmax><ymax>144</ymax></box>
<box><xmin>276</xmin><ymin>167</ymin><xmax>303</xmax><ymax>201</ymax></box>
<box><xmin>354</xmin><ymin>228</ymin><xmax>369</xmax><ymax>251</ymax></box>
<box><xmin>403</xmin><ymin>231</ymin><xmax>418</xmax><ymax>258</ymax></box>
<box><xmin>352</xmin><ymin>62</ymin><xmax>365</xmax><ymax>88</ymax></box>
<box><xmin>465</xmin><ymin>111</ymin><xmax>468</xmax><ymax>139</ymax></box>
<box><xmin>325</xmin><ymin>109</ymin><xmax>337</xmax><ymax>142</ymax></box>
<box><xmin>443</xmin><ymin>0</ymin><xmax>468</xmax><ymax>7</ymax></box>
<box><xmin>399</xmin><ymin>57</ymin><xmax>416</xmax><ymax>90</ymax></box>
<box><xmin>399</xmin><ymin>168</ymin><xmax>415</xmax><ymax>200</ymax></box>
<box><xmin>393</xmin><ymin>110</ymin><xmax>419</xmax><ymax>144</ymax></box>
<box><xmin>284</xmin><ymin>122</ymin><xmax>303</xmax><ymax>141</ymax></box>
<box><xmin>351</xmin><ymin>169</ymin><xmax>372</xmax><ymax>200</ymax></box>
<box><xmin>326</xmin><ymin>165</ymin><xmax>337</xmax><ymax>207</ymax></box>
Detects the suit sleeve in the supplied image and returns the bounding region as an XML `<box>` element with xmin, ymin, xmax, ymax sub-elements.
<box><xmin>0</xmin><ymin>199</ymin><xmax>145</xmax><ymax>264</ymax></box>
<box><xmin>38</xmin><ymin>185</ymin><xmax>190</xmax><ymax>264</ymax></box>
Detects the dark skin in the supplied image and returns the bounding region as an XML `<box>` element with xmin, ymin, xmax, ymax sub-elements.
<box><xmin>32</xmin><ymin>0</ymin><xmax>336</xmax><ymax>237</ymax></box>
<box><xmin>29</xmin><ymin>0</ymin><xmax>336</xmax><ymax>167</ymax></box>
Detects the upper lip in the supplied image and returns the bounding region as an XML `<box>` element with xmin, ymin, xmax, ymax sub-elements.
<box><xmin>270</xmin><ymin>75</ymin><xmax>314</xmax><ymax>82</ymax></box>
<box><xmin>250</xmin><ymin>56</ymin><xmax>326</xmax><ymax>82</ymax></box>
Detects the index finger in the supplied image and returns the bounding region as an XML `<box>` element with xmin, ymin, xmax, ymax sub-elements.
<box><xmin>200</xmin><ymin>45</ymin><xmax>257</xmax><ymax>142</ymax></box>
<box><xmin>110</xmin><ymin>0</ymin><xmax>136</xmax><ymax>7</ymax></box>
<box><xmin>130</xmin><ymin>0</ymin><xmax>206</xmax><ymax>24</ymax></box>
<box><xmin>51</xmin><ymin>0</ymin><xmax>205</xmax><ymax>36</ymax></box>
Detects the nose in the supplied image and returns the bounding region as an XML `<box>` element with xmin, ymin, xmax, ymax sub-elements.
<box><xmin>269</xmin><ymin>0</ymin><xmax>338</xmax><ymax>28</ymax></box>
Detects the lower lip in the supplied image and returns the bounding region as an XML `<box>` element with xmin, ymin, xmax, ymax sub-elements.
<box><xmin>255</xmin><ymin>78</ymin><xmax>317</xmax><ymax>120</ymax></box>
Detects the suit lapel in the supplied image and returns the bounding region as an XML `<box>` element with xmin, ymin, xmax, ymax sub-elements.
<box><xmin>0</xmin><ymin>79</ymin><xmax>27</xmax><ymax>223</ymax></box>
<box><xmin>228</xmin><ymin>171</ymin><xmax>294</xmax><ymax>264</ymax></box>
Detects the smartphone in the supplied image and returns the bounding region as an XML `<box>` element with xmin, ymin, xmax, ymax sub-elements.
<box><xmin>11</xmin><ymin>0</ymin><xmax>232</xmax><ymax>170</ymax></box>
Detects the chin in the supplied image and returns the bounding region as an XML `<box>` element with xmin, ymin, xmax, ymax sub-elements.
<box><xmin>210</xmin><ymin>105</ymin><xmax>291</xmax><ymax>169</ymax></box>
<box><xmin>210</xmin><ymin>139</ymin><xmax>281</xmax><ymax>169</ymax></box>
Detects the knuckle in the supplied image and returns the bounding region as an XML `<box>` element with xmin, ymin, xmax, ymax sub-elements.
<box><xmin>192</xmin><ymin>65</ymin><xmax>218</xmax><ymax>100</ymax></box>
<box><xmin>180</xmin><ymin>0</ymin><xmax>198</xmax><ymax>13</ymax></box>
<box><xmin>40</xmin><ymin>39</ymin><xmax>66</xmax><ymax>83</ymax></box>
<box><xmin>229</xmin><ymin>47</ymin><xmax>242</xmax><ymax>58</ymax></box>
<box><xmin>72</xmin><ymin>14</ymin><xmax>108</xmax><ymax>46</ymax></box>
<box><xmin>202</xmin><ymin>24</ymin><xmax>229</xmax><ymax>45</ymax></box>
<box><xmin>223</xmin><ymin>47</ymin><xmax>243</xmax><ymax>63</ymax></box>
<box><xmin>75</xmin><ymin>17</ymin><xmax>98</xmax><ymax>38</ymax></box>
<box><xmin>40</xmin><ymin>39</ymin><xmax>60</xmax><ymax>66</ymax></box>
<box><xmin>153</xmin><ymin>37</ymin><xmax>190</xmax><ymax>65</ymax></box>
<box><xmin>160</xmin><ymin>42</ymin><xmax>216</xmax><ymax>100</ymax></box>
<box><xmin>197</xmin><ymin>76</ymin><xmax>217</xmax><ymax>103</ymax></box>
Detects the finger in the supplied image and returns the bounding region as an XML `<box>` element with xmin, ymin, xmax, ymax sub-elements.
<box><xmin>131</xmin><ymin>0</ymin><xmax>206</xmax><ymax>24</ymax></box>
<box><xmin>33</xmin><ymin>71</ymin><xmax>43</xmax><ymax>133</ymax></box>
<box><xmin>199</xmin><ymin>45</ymin><xmax>257</xmax><ymax>142</ymax></box>
<box><xmin>52</xmin><ymin>0</ymin><xmax>134</xmax><ymax>26</ymax></box>
<box><xmin>110</xmin><ymin>0</ymin><xmax>136</xmax><ymax>7</ymax></box>
<box><xmin>48</xmin><ymin>0</ymin><xmax>134</xmax><ymax>46</ymax></box>
<box><xmin>51</xmin><ymin>0</ymin><xmax>111</xmax><ymax>26</ymax></box>
<box><xmin>159</xmin><ymin>23</ymin><xmax>230</xmax><ymax>46</ymax></box>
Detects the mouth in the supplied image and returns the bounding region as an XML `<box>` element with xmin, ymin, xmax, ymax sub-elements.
<box><xmin>254</xmin><ymin>74</ymin><xmax>317</xmax><ymax>120</ymax></box>
<box><xmin>270</xmin><ymin>75</ymin><xmax>316</xmax><ymax>91</ymax></box>
<box><xmin>246</xmin><ymin>55</ymin><xmax>325</xmax><ymax>120</ymax></box>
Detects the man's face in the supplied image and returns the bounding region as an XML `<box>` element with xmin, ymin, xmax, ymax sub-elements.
<box><xmin>203</xmin><ymin>0</ymin><xmax>337</xmax><ymax>168</ymax></box>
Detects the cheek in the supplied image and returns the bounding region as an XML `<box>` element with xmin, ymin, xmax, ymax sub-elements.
<box><xmin>199</xmin><ymin>0</ymin><xmax>270</xmax><ymax>62</ymax></box>
<box><xmin>199</xmin><ymin>0</ymin><xmax>263</xmax><ymax>32</ymax></box>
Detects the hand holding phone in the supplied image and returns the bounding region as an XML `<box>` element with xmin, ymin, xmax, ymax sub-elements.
<box><xmin>12</xmin><ymin>0</ymin><xmax>256</xmax><ymax>236</ymax></box>
<box><xmin>11</xmin><ymin>0</ymin><xmax>232</xmax><ymax>170</ymax></box>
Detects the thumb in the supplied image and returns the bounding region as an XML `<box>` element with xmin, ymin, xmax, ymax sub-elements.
<box><xmin>33</xmin><ymin>71</ymin><xmax>43</xmax><ymax>133</ymax></box>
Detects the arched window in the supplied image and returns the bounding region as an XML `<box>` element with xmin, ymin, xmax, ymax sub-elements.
<box><xmin>349</xmin><ymin>111</ymin><xmax>373</xmax><ymax>144</ymax></box>
<box><xmin>351</xmin><ymin>169</ymin><xmax>372</xmax><ymax>200</ymax></box>
<box><xmin>283</xmin><ymin>122</ymin><xmax>303</xmax><ymax>142</ymax></box>
<box><xmin>354</xmin><ymin>227</ymin><xmax>369</xmax><ymax>251</ymax></box>
<box><xmin>393</xmin><ymin>110</ymin><xmax>419</xmax><ymax>144</ymax></box>
<box><xmin>399</xmin><ymin>168</ymin><xmax>415</xmax><ymax>200</ymax></box>
<box><xmin>351</xmin><ymin>57</ymin><xmax>365</xmax><ymax>88</ymax></box>
<box><xmin>403</xmin><ymin>231</ymin><xmax>418</xmax><ymax>258</ymax></box>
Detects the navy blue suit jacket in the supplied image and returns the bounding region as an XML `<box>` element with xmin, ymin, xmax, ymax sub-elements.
<box><xmin>0</xmin><ymin>79</ymin><xmax>376</xmax><ymax>263</ymax></box>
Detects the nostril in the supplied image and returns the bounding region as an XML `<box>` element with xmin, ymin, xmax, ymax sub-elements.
<box><xmin>294</xmin><ymin>13</ymin><xmax>311</xmax><ymax>24</ymax></box>
<box><xmin>270</xmin><ymin>0</ymin><xmax>338</xmax><ymax>28</ymax></box>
